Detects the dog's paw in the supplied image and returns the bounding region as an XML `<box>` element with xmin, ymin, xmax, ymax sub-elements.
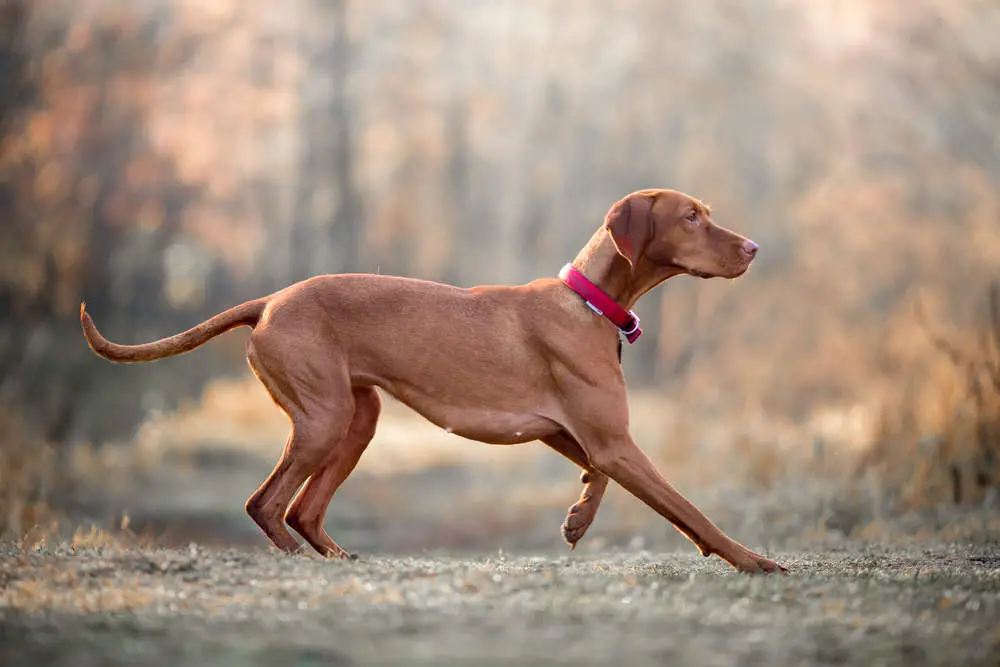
<box><xmin>737</xmin><ymin>552</ymin><xmax>788</xmax><ymax>575</ymax></box>
<box><xmin>561</xmin><ymin>522</ymin><xmax>583</xmax><ymax>549</ymax></box>
<box><xmin>757</xmin><ymin>557</ymin><xmax>788</xmax><ymax>575</ymax></box>
<box><xmin>323</xmin><ymin>546</ymin><xmax>356</xmax><ymax>561</ymax></box>
<box><xmin>561</xmin><ymin>502</ymin><xmax>596</xmax><ymax>549</ymax></box>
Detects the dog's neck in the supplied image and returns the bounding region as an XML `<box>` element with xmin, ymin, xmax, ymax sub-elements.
<box><xmin>570</xmin><ymin>227</ymin><xmax>683</xmax><ymax>311</ymax></box>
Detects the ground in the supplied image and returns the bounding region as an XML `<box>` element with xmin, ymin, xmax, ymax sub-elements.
<box><xmin>2</xmin><ymin>542</ymin><xmax>999</xmax><ymax>666</ymax></box>
<box><xmin>5</xmin><ymin>383</ymin><xmax>999</xmax><ymax>665</ymax></box>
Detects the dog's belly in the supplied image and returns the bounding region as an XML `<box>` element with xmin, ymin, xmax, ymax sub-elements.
<box><xmin>376</xmin><ymin>386</ymin><xmax>560</xmax><ymax>445</ymax></box>
<box><xmin>421</xmin><ymin>410</ymin><xmax>560</xmax><ymax>445</ymax></box>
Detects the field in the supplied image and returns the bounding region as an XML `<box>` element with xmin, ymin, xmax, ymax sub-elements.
<box><xmin>2</xmin><ymin>542</ymin><xmax>999</xmax><ymax>666</ymax></box>
<box><xmin>1</xmin><ymin>379</ymin><xmax>999</xmax><ymax>666</ymax></box>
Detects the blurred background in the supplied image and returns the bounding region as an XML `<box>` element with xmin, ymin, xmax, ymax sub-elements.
<box><xmin>2</xmin><ymin>0</ymin><xmax>999</xmax><ymax>554</ymax></box>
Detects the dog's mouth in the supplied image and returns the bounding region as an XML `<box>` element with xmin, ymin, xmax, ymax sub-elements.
<box><xmin>673</xmin><ymin>264</ymin><xmax>715</xmax><ymax>279</ymax></box>
<box><xmin>677</xmin><ymin>262</ymin><xmax>750</xmax><ymax>280</ymax></box>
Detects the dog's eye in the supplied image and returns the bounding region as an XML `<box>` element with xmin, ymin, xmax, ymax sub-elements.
<box><xmin>685</xmin><ymin>211</ymin><xmax>699</xmax><ymax>224</ymax></box>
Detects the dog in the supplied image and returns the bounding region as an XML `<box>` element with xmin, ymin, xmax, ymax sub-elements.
<box><xmin>81</xmin><ymin>188</ymin><xmax>786</xmax><ymax>574</ymax></box>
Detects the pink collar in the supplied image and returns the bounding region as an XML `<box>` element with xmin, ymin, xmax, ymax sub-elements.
<box><xmin>558</xmin><ymin>263</ymin><xmax>642</xmax><ymax>343</ymax></box>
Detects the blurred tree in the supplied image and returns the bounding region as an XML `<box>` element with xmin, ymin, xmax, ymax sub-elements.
<box><xmin>291</xmin><ymin>0</ymin><xmax>362</xmax><ymax>280</ymax></box>
<box><xmin>0</xmin><ymin>7</ymin><xmax>227</xmax><ymax>445</ymax></box>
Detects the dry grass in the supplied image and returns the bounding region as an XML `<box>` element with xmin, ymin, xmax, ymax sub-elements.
<box><xmin>0</xmin><ymin>563</ymin><xmax>155</xmax><ymax>614</ymax></box>
<box><xmin>857</xmin><ymin>282</ymin><xmax>1000</xmax><ymax>513</ymax></box>
<box><xmin>0</xmin><ymin>399</ymin><xmax>154</xmax><ymax>549</ymax></box>
<box><xmin>0</xmin><ymin>406</ymin><xmax>58</xmax><ymax>542</ymax></box>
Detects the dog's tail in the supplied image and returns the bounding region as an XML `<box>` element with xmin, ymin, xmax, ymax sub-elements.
<box><xmin>80</xmin><ymin>298</ymin><xmax>266</xmax><ymax>363</ymax></box>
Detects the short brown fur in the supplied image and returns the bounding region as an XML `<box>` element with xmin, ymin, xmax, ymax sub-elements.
<box><xmin>80</xmin><ymin>189</ymin><xmax>784</xmax><ymax>574</ymax></box>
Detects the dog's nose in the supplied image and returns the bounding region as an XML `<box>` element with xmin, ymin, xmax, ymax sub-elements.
<box><xmin>741</xmin><ymin>240</ymin><xmax>759</xmax><ymax>258</ymax></box>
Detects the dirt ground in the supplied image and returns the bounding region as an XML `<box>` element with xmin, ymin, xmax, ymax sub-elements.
<box><xmin>1</xmin><ymin>542</ymin><xmax>998</xmax><ymax>667</ymax></box>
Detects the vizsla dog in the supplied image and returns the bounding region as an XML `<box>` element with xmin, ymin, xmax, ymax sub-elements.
<box><xmin>81</xmin><ymin>189</ymin><xmax>786</xmax><ymax>574</ymax></box>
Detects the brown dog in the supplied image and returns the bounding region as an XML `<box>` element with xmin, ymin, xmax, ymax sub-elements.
<box><xmin>81</xmin><ymin>189</ymin><xmax>786</xmax><ymax>574</ymax></box>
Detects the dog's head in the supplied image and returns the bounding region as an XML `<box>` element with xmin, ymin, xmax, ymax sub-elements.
<box><xmin>604</xmin><ymin>189</ymin><xmax>758</xmax><ymax>279</ymax></box>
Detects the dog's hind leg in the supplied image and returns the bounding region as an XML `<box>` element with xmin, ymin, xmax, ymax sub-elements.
<box><xmin>285</xmin><ymin>387</ymin><xmax>381</xmax><ymax>558</ymax></box>
<box><xmin>243</xmin><ymin>335</ymin><xmax>355</xmax><ymax>554</ymax></box>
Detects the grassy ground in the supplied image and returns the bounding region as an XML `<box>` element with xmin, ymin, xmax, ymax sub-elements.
<box><xmin>1</xmin><ymin>542</ymin><xmax>999</xmax><ymax>666</ymax></box>
<box><xmin>4</xmin><ymin>379</ymin><xmax>1000</xmax><ymax>665</ymax></box>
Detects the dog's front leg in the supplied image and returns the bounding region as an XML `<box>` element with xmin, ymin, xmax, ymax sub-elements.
<box><xmin>542</xmin><ymin>432</ymin><xmax>609</xmax><ymax>548</ymax></box>
<box><xmin>575</xmin><ymin>428</ymin><xmax>787</xmax><ymax>574</ymax></box>
<box><xmin>562</xmin><ymin>470</ymin><xmax>609</xmax><ymax>548</ymax></box>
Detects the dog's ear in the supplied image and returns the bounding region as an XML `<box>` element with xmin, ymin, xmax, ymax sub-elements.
<box><xmin>605</xmin><ymin>193</ymin><xmax>654</xmax><ymax>273</ymax></box>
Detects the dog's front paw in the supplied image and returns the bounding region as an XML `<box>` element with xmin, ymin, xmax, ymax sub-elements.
<box><xmin>737</xmin><ymin>551</ymin><xmax>788</xmax><ymax>575</ymax></box>
<box><xmin>561</xmin><ymin>501</ymin><xmax>597</xmax><ymax>549</ymax></box>
<box><xmin>714</xmin><ymin>541</ymin><xmax>788</xmax><ymax>574</ymax></box>
<box><xmin>753</xmin><ymin>556</ymin><xmax>787</xmax><ymax>574</ymax></box>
